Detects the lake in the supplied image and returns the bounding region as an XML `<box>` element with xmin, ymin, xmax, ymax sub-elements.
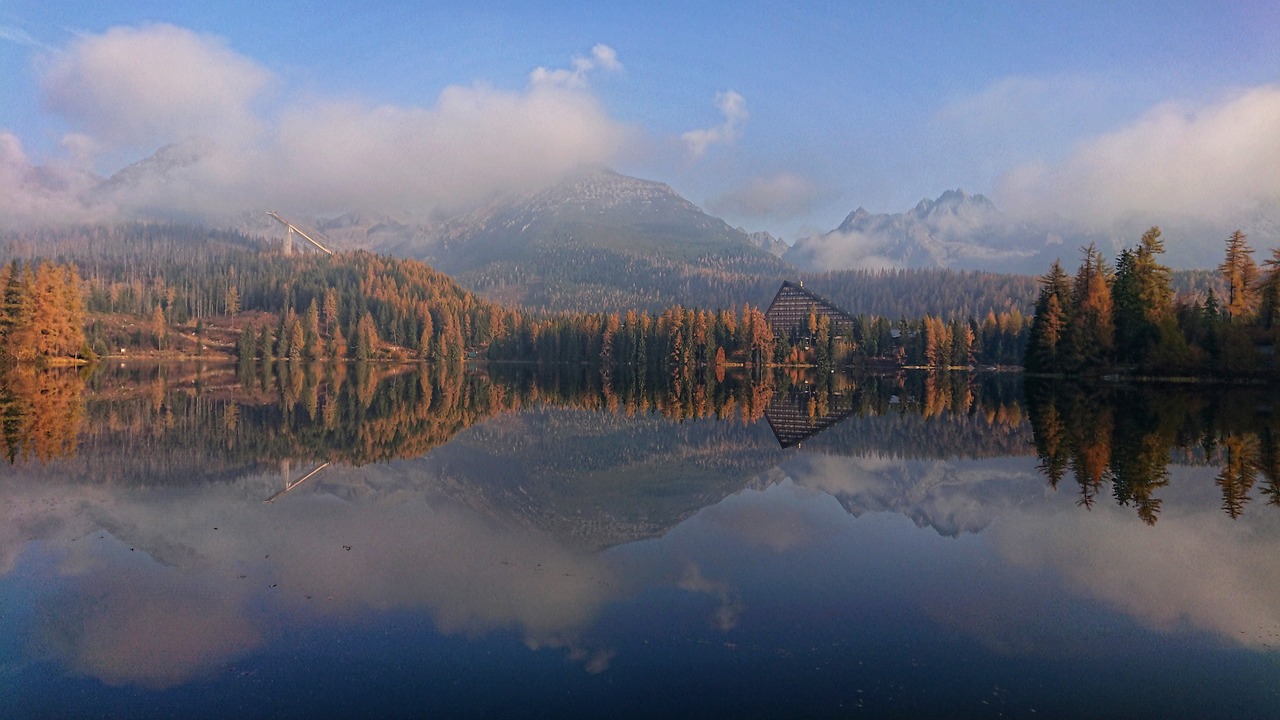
<box><xmin>3</xmin><ymin>363</ymin><xmax>1280</xmax><ymax>718</ymax></box>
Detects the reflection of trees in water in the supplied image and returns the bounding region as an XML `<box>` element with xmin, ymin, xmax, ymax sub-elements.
<box><xmin>3</xmin><ymin>362</ymin><xmax>787</xmax><ymax>472</ymax></box>
<box><xmin>1217</xmin><ymin>435</ymin><xmax>1258</xmax><ymax>520</ymax></box>
<box><xmin>4</xmin><ymin>364</ymin><xmax>1041</xmax><ymax>475</ymax></box>
<box><xmin>0</xmin><ymin>364</ymin><xmax>87</xmax><ymax>463</ymax></box>
<box><xmin>764</xmin><ymin>370</ymin><xmax>1028</xmax><ymax>452</ymax></box>
<box><xmin>1026</xmin><ymin>379</ymin><xmax>1280</xmax><ymax>524</ymax></box>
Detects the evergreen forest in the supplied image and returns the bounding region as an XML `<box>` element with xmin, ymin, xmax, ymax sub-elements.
<box><xmin>1026</xmin><ymin>228</ymin><xmax>1280</xmax><ymax>378</ymax></box>
<box><xmin>1</xmin><ymin>223</ymin><xmax>1033</xmax><ymax>370</ymax></box>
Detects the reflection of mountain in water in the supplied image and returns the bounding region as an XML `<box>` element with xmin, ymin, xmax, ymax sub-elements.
<box><xmin>417</xmin><ymin>409</ymin><xmax>785</xmax><ymax>548</ymax></box>
<box><xmin>8</xmin><ymin>363</ymin><xmax>1280</xmax><ymax>554</ymax></box>
<box><xmin>4</xmin><ymin>364</ymin><xmax>1041</xmax><ymax>547</ymax></box>
<box><xmin>786</xmin><ymin>453</ymin><xmax>1043</xmax><ymax>537</ymax></box>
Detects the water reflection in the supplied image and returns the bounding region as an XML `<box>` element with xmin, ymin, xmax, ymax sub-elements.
<box><xmin>4</xmin><ymin>365</ymin><xmax>1280</xmax><ymax>716</ymax></box>
<box><xmin>1026</xmin><ymin>378</ymin><xmax>1280</xmax><ymax>524</ymax></box>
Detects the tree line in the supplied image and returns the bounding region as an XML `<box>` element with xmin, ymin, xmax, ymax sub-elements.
<box><xmin>486</xmin><ymin>300</ymin><xmax>1029</xmax><ymax>371</ymax></box>
<box><xmin>1026</xmin><ymin>228</ymin><xmax>1280</xmax><ymax>377</ymax></box>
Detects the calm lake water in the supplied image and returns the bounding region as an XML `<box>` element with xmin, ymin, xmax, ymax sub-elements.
<box><xmin>3</xmin><ymin>363</ymin><xmax>1280</xmax><ymax>718</ymax></box>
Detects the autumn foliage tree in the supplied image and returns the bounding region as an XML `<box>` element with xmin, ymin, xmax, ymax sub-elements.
<box><xmin>0</xmin><ymin>260</ymin><xmax>88</xmax><ymax>363</ymax></box>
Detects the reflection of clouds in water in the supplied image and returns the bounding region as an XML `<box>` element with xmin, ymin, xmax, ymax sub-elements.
<box><xmin>678</xmin><ymin>561</ymin><xmax>745</xmax><ymax>632</ymax></box>
<box><xmin>11</xmin><ymin>448</ymin><xmax>1280</xmax><ymax>691</ymax></box>
<box><xmin>991</xmin><ymin>474</ymin><xmax>1280</xmax><ymax>650</ymax></box>
<box><xmin>1</xmin><ymin>471</ymin><xmax>621</xmax><ymax>687</ymax></box>
<box><xmin>0</xmin><ymin>483</ymin><xmax>107</xmax><ymax>576</ymax></box>
<box><xmin>264</xmin><ymin>498</ymin><xmax>617</xmax><ymax>640</ymax></box>
<box><xmin>783</xmin><ymin>455</ymin><xmax>1280</xmax><ymax>652</ymax></box>
<box><xmin>39</xmin><ymin>545</ymin><xmax>259</xmax><ymax>688</ymax></box>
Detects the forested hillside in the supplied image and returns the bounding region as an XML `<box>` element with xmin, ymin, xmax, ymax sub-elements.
<box><xmin>2</xmin><ymin>224</ymin><xmax>506</xmax><ymax>362</ymax></box>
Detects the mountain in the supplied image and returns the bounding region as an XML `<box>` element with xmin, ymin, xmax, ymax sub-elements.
<box><xmin>404</xmin><ymin>168</ymin><xmax>793</xmax><ymax>311</ymax></box>
<box><xmin>785</xmin><ymin>189</ymin><xmax>1080</xmax><ymax>273</ymax></box>
<box><xmin>740</xmin><ymin>228</ymin><xmax>789</xmax><ymax>257</ymax></box>
<box><xmin>426</xmin><ymin>168</ymin><xmax>785</xmax><ymax>267</ymax></box>
<box><xmin>14</xmin><ymin>135</ymin><xmax>1280</xmax><ymax>283</ymax></box>
<box><xmin>87</xmin><ymin>137</ymin><xmax>233</xmax><ymax>224</ymax></box>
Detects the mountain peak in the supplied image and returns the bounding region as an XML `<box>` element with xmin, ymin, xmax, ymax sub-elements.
<box><xmin>787</xmin><ymin>188</ymin><xmax>1053</xmax><ymax>272</ymax></box>
<box><xmin>532</xmin><ymin>167</ymin><xmax>684</xmax><ymax>212</ymax></box>
<box><xmin>909</xmin><ymin>189</ymin><xmax>997</xmax><ymax>220</ymax></box>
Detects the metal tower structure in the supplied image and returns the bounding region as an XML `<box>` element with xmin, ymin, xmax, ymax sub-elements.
<box><xmin>266</xmin><ymin>211</ymin><xmax>335</xmax><ymax>256</ymax></box>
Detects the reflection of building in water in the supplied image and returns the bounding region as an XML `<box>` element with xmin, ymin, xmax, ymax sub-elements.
<box><xmin>763</xmin><ymin>281</ymin><xmax>856</xmax><ymax>340</ymax></box>
<box><xmin>764</xmin><ymin>387</ymin><xmax>857</xmax><ymax>448</ymax></box>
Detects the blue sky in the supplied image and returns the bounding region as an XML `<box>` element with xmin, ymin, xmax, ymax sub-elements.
<box><xmin>2</xmin><ymin>1</ymin><xmax>1278</xmax><ymax>241</ymax></box>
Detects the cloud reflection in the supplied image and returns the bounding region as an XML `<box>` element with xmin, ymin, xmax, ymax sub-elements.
<box><xmin>7</xmin><ymin>427</ymin><xmax>1280</xmax><ymax>692</ymax></box>
<box><xmin>2</xmin><ymin>467</ymin><xmax>620</xmax><ymax>687</ymax></box>
<box><xmin>781</xmin><ymin>453</ymin><xmax>1280</xmax><ymax>653</ymax></box>
<box><xmin>40</xmin><ymin>553</ymin><xmax>259</xmax><ymax>688</ymax></box>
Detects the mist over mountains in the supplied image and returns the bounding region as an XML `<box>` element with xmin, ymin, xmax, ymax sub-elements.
<box><xmin>785</xmin><ymin>189</ymin><xmax>1057</xmax><ymax>273</ymax></box>
<box><xmin>6</xmin><ymin>137</ymin><xmax>1278</xmax><ymax>286</ymax></box>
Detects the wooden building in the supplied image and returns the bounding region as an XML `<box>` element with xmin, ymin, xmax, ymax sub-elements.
<box><xmin>763</xmin><ymin>281</ymin><xmax>856</xmax><ymax>340</ymax></box>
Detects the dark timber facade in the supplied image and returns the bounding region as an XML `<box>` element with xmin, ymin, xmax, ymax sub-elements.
<box><xmin>763</xmin><ymin>281</ymin><xmax>856</xmax><ymax>340</ymax></box>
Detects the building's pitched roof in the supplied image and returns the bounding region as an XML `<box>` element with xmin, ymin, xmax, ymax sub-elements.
<box><xmin>764</xmin><ymin>281</ymin><xmax>856</xmax><ymax>328</ymax></box>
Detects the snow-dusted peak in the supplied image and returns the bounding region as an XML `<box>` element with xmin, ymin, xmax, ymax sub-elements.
<box><xmin>528</xmin><ymin>167</ymin><xmax>687</xmax><ymax>213</ymax></box>
<box><xmin>787</xmin><ymin>188</ymin><xmax>1050</xmax><ymax>272</ymax></box>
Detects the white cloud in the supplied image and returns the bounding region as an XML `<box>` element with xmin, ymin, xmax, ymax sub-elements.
<box><xmin>41</xmin><ymin>24</ymin><xmax>273</xmax><ymax>152</ymax></box>
<box><xmin>8</xmin><ymin>27</ymin><xmax>634</xmax><ymax>225</ymax></box>
<box><xmin>785</xmin><ymin>228</ymin><xmax>904</xmax><ymax>271</ymax></box>
<box><xmin>708</xmin><ymin>171</ymin><xmax>819</xmax><ymax>220</ymax></box>
<box><xmin>998</xmin><ymin>85</ymin><xmax>1280</xmax><ymax>229</ymax></box>
<box><xmin>936</xmin><ymin>75</ymin><xmax>1102</xmax><ymax>146</ymax></box>
<box><xmin>261</xmin><ymin>80</ymin><xmax>629</xmax><ymax>216</ymax></box>
<box><xmin>529</xmin><ymin>43</ymin><xmax>622</xmax><ymax>88</ymax></box>
<box><xmin>681</xmin><ymin>90</ymin><xmax>748</xmax><ymax>159</ymax></box>
<box><xmin>0</xmin><ymin>132</ymin><xmax>107</xmax><ymax>226</ymax></box>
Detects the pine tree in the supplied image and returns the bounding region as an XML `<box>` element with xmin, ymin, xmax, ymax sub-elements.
<box><xmin>224</xmin><ymin>283</ymin><xmax>240</xmax><ymax>316</ymax></box>
<box><xmin>1066</xmin><ymin>244</ymin><xmax>1114</xmax><ymax>372</ymax></box>
<box><xmin>1026</xmin><ymin>260</ymin><xmax>1071</xmax><ymax>373</ymax></box>
<box><xmin>303</xmin><ymin>299</ymin><xmax>321</xmax><ymax>359</ymax></box>
<box><xmin>61</xmin><ymin>264</ymin><xmax>87</xmax><ymax>358</ymax></box>
<box><xmin>151</xmin><ymin>304</ymin><xmax>168</xmax><ymax>351</ymax></box>
<box><xmin>1219</xmin><ymin>230</ymin><xmax>1258</xmax><ymax>321</ymax></box>
<box><xmin>355</xmin><ymin>311</ymin><xmax>378</xmax><ymax>361</ymax></box>
<box><xmin>1</xmin><ymin>264</ymin><xmax>36</xmax><ymax>361</ymax></box>
<box><xmin>1257</xmin><ymin>248</ymin><xmax>1280</xmax><ymax>331</ymax></box>
<box><xmin>257</xmin><ymin>324</ymin><xmax>273</xmax><ymax>360</ymax></box>
<box><xmin>1113</xmin><ymin>227</ymin><xmax>1174</xmax><ymax>366</ymax></box>
<box><xmin>238</xmin><ymin>326</ymin><xmax>257</xmax><ymax>365</ymax></box>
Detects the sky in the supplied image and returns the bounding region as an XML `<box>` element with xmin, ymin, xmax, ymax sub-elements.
<box><xmin>2</xmin><ymin>1</ymin><xmax>1279</xmax><ymax>244</ymax></box>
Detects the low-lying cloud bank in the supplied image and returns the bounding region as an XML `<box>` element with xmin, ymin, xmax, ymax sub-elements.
<box><xmin>998</xmin><ymin>85</ymin><xmax>1280</xmax><ymax>231</ymax></box>
<box><xmin>2</xmin><ymin>24</ymin><xmax>632</xmax><ymax>227</ymax></box>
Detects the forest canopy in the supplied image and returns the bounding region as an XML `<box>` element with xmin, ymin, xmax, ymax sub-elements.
<box><xmin>1025</xmin><ymin>228</ymin><xmax>1277</xmax><ymax>378</ymax></box>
